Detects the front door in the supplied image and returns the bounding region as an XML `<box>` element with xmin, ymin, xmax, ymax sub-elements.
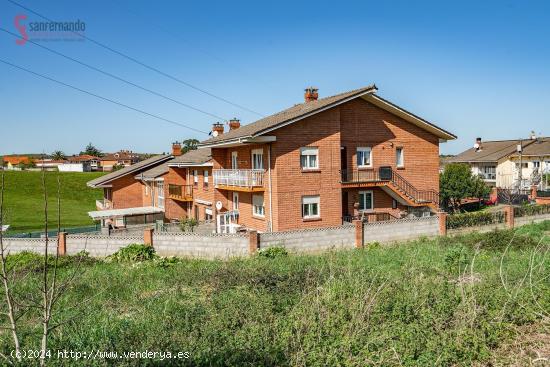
<box><xmin>194</xmin><ymin>205</ymin><xmax>199</xmax><ymax>220</ymax></box>
<box><xmin>342</xmin><ymin>191</ymin><xmax>349</xmax><ymax>217</ymax></box>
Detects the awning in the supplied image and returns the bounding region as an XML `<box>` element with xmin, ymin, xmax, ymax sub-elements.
<box><xmin>88</xmin><ymin>206</ymin><xmax>163</xmax><ymax>220</ymax></box>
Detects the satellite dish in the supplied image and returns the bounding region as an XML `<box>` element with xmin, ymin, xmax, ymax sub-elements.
<box><xmin>215</xmin><ymin>201</ymin><xmax>223</xmax><ymax>210</ymax></box>
<box><xmin>212</xmin><ymin>130</ymin><xmax>219</xmax><ymax>137</ymax></box>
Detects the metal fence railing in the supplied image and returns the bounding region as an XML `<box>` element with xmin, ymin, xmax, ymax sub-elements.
<box><xmin>3</xmin><ymin>224</ymin><xmax>101</xmax><ymax>238</ymax></box>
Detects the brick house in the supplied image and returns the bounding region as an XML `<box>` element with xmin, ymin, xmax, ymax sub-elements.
<box><xmin>88</xmin><ymin>85</ymin><xmax>455</xmax><ymax>233</ymax></box>
<box><xmin>100</xmin><ymin>150</ymin><xmax>140</xmax><ymax>171</ymax></box>
<box><xmin>191</xmin><ymin>85</ymin><xmax>456</xmax><ymax>232</ymax></box>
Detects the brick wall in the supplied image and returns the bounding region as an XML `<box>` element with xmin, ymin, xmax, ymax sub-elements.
<box><xmin>111</xmin><ymin>175</ymin><xmax>144</xmax><ymax>209</ymax></box>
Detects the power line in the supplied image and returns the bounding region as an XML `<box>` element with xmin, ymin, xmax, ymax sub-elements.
<box><xmin>0</xmin><ymin>58</ymin><xmax>209</xmax><ymax>135</ymax></box>
<box><xmin>6</xmin><ymin>0</ymin><xmax>265</xmax><ymax>117</ymax></box>
<box><xmin>0</xmin><ymin>27</ymin><xmax>227</xmax><ymax>121</ymax></box>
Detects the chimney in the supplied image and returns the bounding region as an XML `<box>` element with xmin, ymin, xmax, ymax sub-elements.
<box><xmin>304</xmin><ymin>87</ymin><xmax>319</xmax><ymax>102</ymax></box>
<box><xmin>229</xmin><ymin>118</ymin><xmax>241</xmax><ymax>130</ymax></box>
<box><xmin>212</xmin><ymin>122</ymin><xmax>224</xmax><ymax>136</ymax></box>
<box><xmin>474</xmin><ymin>137</ymin><xmax>482</xmax><ymax>152</ymax></box>
<box><xmin>172</xmin><ymin>141</ymin><xmax>182</xmax><ymax>156</ymax></box>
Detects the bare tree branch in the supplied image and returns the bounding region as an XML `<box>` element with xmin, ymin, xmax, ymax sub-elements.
<box><xmin>0</xmin><ymin>169</ymin><xmax>22</xmax><ymax>361</ymax></box>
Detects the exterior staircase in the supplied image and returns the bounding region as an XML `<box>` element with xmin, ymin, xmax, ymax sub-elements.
<box><xmin>340</xmin><ymin>166</ymin><xmax>440</xmax><ymax>209</ymax></box>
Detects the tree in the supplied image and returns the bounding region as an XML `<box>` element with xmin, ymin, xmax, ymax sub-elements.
<box><xmin>182</xmin><ymin>139</ymin><xmax>199</xmax><ymax>154</ymax></box>
<box><xmin>440</xmin><ymin>163</ymin><xmax>490</xmax><ymax>212</ymax></box>
<box><xmin>80</xmin><ymin>143</ymin><xmax>102</xmax><ymax>157</ymax></box>
<box><xmin>51</xmin><ymin>151</ymin><xmax>66</xmax><ymax>160</ymax></box>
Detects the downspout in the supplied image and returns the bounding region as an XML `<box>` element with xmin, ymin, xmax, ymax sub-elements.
<box><xmin>268</xmin><ymin>144</ymin><xmax>274</xmax><ymax>232</ymax></box>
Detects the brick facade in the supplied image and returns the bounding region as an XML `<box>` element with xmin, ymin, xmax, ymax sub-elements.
<box><xmin>99</xmin><ymin>94</ymin><xmax>446</xmax><ymax>233</ymax></box>
<box><xmin>209</xmin><ymin>97</ymin><xmax>441</xmax><ymax>232</ymax></box>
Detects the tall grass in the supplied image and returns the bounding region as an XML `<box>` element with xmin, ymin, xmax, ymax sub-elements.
<box><xmin>1</xmin><ymin>222</ymin><xmax>549</xmax><ymax>366</ymax></box>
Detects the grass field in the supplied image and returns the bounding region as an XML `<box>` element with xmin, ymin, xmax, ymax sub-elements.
<box><xmin>1</xmin><ymin>170</ymin><xmax>105</xmax><ymax>233</ymax></box>
<box><xmin>1</xmin><ymin>222</ymin><xmax>549</xmax><ymax>366</ymax></box>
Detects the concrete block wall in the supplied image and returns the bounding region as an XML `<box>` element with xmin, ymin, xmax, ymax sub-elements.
<box><xmin>154</xmin><ymin>232</ymin><xmax>249</xmax><ymax>259</ymax></box>
<box><xmin>363</xmin><ymin>216</ymin><xmax>439</xmax><ymax>244</ymax></box>
<box><xmin>515</xmin><ymin>213</ymin><xmax>550</xmax><ymax>227</ymax></box>
<box><xmin>66</xmin><ymin>235</ymin><xmax>144</xmax><ymax>257</ymax></box>
<box><xmin>2</xmin><ymin>238</ymin><xmax>58</xmax><ymax>255</ymax></box>
<box><xmin>258</xmin><ymin>225</ymin><xmax>355</xmax><ymax>253</ymax></box>
<box><xmin>447</xmin><ymin>222</ymin><xmax>507</xmax><ymax>236</ymax></box>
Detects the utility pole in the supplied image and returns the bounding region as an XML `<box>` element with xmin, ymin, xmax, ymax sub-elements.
<box><xmin>517</xmin><ymin>139</ymin><xmax>523</xmax><ymax>192</ymax></box>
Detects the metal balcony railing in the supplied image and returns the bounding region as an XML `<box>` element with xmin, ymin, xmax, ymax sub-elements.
<box><xmin>168</xmin><ymin>184</ymin><xmax>193</xmax><ymax>201</ymax></box>
<box><xmin>340</xmin><ymin>167</ymin><xmax>439</xmax><ymax>206</ymax></box>
<box><xmin>213</xmin><ymin>169</ymin><xmax>265</xmax><ymax>188</ymax></box>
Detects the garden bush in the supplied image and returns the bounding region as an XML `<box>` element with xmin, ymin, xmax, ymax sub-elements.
<box><xmin>108</xmin><ymin>243</ymin><xmax>157</xmax><ymax>263</ymax></box>
<box><xmin>446</xmin><ymin>210</ymin><xmax>505</xmax><ymax>229</ymax></box>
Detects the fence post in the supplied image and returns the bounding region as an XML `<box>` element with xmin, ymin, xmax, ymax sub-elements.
<box><xmin>353</xmin><ymin>220</ymin><xmax>363</xmax><ymax>248</ymax></box>
<box><xmin>144</xmin><ymin>228</ymin><xmax>154</xmax><ymax>246</ymax></box>
<box><xmin>438</xmin><ymin>212</ymin><xmax>447</xmax><ymax>236</ymax></box>
<box><xmin>58</xmin><ymin>232</ymin><xmax>67</xmax><ymax>256</ymax></box>
<box><xmin>248</xmin><ymin>230</ymin><xmax>259</xmax><ymax>254</ymax></box>
<box><xmin>530</xmin><ymin>185</ymin><xmax>538</xmax><ymax>200</ymax></box>
<box><xmin>504</xmin><ymin>205</ymin><xmax>515</xmax><ymax>228</ymax></box>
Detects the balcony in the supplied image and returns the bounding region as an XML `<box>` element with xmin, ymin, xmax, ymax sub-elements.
<box><xmin>213</xmin><ymin>169</ymin><xmax>265</xmax><ymax>192</ymax></box>
<box><xmin>168</xmin><ymin>184</ymin><xmax>193</xmax><ymax>202</ymax></box>
<box><xmin>96</xmin><ymin>199</ymin><xmax>112</xmax><ymax>210</ymax></box>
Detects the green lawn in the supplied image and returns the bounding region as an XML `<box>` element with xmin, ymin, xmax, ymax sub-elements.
<box><xmin>1</xmin><ymin>222</ymin><xmax>549</xmax><ymax>366</ymax></box>
<box><xmin>1</xmin><ymin>170</ymin><xmax>105</xmax><ymax>233</ymax></box>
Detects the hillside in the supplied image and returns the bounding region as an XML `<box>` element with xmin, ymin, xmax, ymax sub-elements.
<box><xmin>1</xmin><ymin>170</ymin><xmax>105</xmax><ymax>232</ymax></box>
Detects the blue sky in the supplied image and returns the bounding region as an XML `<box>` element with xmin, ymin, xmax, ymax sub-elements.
<box><xmin>1</xmin><ymin>0</ymin><xmax>549</xmax><ymax>156</ymax></box>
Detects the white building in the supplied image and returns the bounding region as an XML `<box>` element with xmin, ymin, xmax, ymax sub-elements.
<box><xmin>449</xmin><ymin>136</ymin><xmax>550</xmax><ymax>190</ymax></box>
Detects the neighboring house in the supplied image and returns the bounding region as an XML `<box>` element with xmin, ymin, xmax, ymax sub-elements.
<box><xmin>87</xmin><ymin>155</ymin><xmax>174</xmax><ymax>227</ymax></box>
<box><xmin>449</xmin><ymin>136</ymin><xmax>550</xmax><ymax>189</ymax></box>
<box><xmin>88</xmin><ymin>85</ymin><xmax>456</xmax><ymax>233</ymax></box>
<box><xmin>100</xmin><ymin>150</ymin><xmax>140</xmax><ymax>171</ymax></box>
<box><xmin>3</xmin><ymin>156</ymin><xmax>31</xmax><ymax>169</ymax></box>
<box><xmin>69</xmin><ymin>154</ymin><xmax>100</xmax><ymax>171</ymax></box>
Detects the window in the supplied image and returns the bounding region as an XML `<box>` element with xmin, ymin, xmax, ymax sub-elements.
<box><xmin>205</xmin><ymin>208</ymin><xmax>213</xmax><ymax>221</ymax></box>
<box><xmin>357</xmin><ymin>147</ymin><xmax>372</xmax><ymax>168</ymax></box>
<box><xmin>231</xmin><ymin>151</ymin><xmax>238</xmax><ymax>169</ymax></box>
<box><xmin>157</xmin><ymin>182</ymin><xmax>164</xmax><ymax>209</ymax></box>
<box><xmin>252</xmin><ymin>149</ymin><xmax>264</xmax><ymax>170</ymax></box>
<box><xmin>302</xmin><ymin>195</ymin><xmax>320</xmax><ymax>219</ymax></box>
<box><xmin>145</xmin><ymin>184</ymin><xmax>149</xmax><ymax>196</ymax></box>
<box><xmin>396</xmin><ymin>147</ymin><xmax>404</xmax><ymax>167</ymax></box>
<box><xmin>533</xmin><ymin>161</ymin><xmax>541</xmax><ymax>168</ymax></box>
<box><xmin>392</xmin><ymin>199</ymin><xmax>397</xmax><ymax>209</ymax></box>
<box><xmin>203</xmin><ymin>170</ymin><xmax>209</xmax><ymax>187</ymax></box>
<box><xmin>358</xmin><ymin>191</ymin><xmax>373</xmax><ymax>211</ymax></box>
<box><xmin>252</xmin><ymin>194</ymin><xmax>265</xmax><ymax>217</ymax></box>
<box><xmin>193</xmin><ymin>170</ymin><xmax>199</xmax><ymax>186</ymax></box>
<box><xmin>233</xmin><ymin>192</ymin><xmax>239</xmax><ymax>211</ymax></box>
<box><xmin>300</xmin><ymin>147</ymin><xmax>319</xmax><ymax>170</ymax></box>
<box><xmin>480</xmin><ymin>165</ymin><xmax>496</xmax><ymax>180</ymax></box>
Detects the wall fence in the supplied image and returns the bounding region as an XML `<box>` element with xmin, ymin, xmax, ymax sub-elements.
<box><xmin>2</xmin><ymin>206</ymin><xmax>549</xmax><ymax>260</ymax></box>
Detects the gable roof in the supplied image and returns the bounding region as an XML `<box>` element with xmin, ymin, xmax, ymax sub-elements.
<box><xmin>198</xmin><ymin>85</ymin><xmax>456</xmax><ymax>147</ymax></box>
<box><xmin>169</xmin><ymin>148</ymin><xmax>212</xmax><ymax>167</ymax></box>
<box><xmin>449</xmin><ymin>138</ymin><xmax>546</xmax><ymax>163</ymax></box>
<box><xmin>87</xmin><ymin>155</ymin><xmax>172</xmax><ymax>188</ymax></box>
<box><xmin>135</xmin><ymin>160</ymin><xmax>172</xmax><ymax>180</ymax></box>
<box><xmin>509</xmin><ymin>137</ymin><xmax>550</xmax><ymax>157</ymax></box>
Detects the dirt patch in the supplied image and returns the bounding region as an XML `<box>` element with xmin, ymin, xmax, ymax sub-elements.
<box><xmin>477</xmin><ymin>322</ymin><xmax>550</xmax><ymax>366</ymax></box>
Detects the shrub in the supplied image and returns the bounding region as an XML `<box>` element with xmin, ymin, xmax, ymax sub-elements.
<box><xmin>108</xmin><ymin>244</ymin><xmax>157</xmax><ymax>263</ymax></box>
<box><xmin>180</xmin><ymin>217</ymin><xmax>198</xmax><ymax>232</ymax></box>
<box><xmin>447</xmin><ymin>210</ymin><xmax>505</xmax><ymax>229</ymax></box>
<box><xmin>258</xmin><ymin>246</ymin><xmax>288</xmax><ymax>259</ymax></box>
